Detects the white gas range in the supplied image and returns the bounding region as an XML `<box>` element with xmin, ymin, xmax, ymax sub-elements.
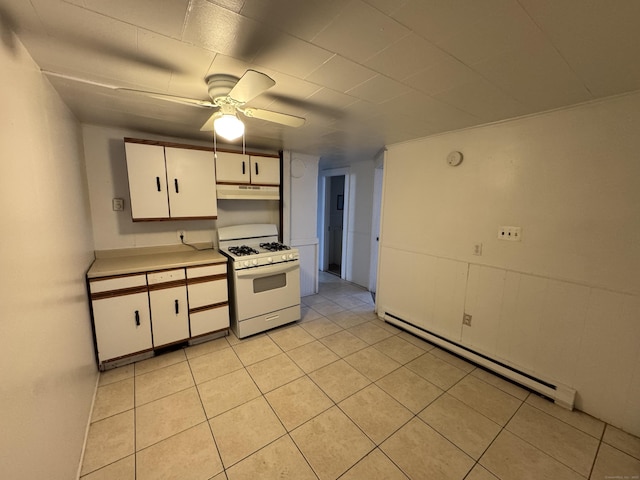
<box><xmin>217</xmin><ymin>224</ymin><xmax>301</xmax><ymax>338</ymax></box>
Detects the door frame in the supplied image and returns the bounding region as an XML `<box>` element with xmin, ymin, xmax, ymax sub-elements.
<box><xmin>318</xmin><ymin>167</ymin><xmax>350</xmax><ymax>278</ymax></box>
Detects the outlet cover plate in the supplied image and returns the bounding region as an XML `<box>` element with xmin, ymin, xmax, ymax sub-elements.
<box><xmin>498</xmin><ymin>226</ymin><xmax>522</xmax><ymax>241</ymax></box>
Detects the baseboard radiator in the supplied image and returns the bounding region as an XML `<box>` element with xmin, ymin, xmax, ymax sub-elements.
<box><xmin>383</xmin><ymin>312</ymin><xmax>576</xmax><ymax>410</ymax></box>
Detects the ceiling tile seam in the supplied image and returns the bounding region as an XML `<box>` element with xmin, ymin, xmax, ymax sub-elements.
<box><xmin>306</xmin><ymin>0</ymin><xmax>353</xmax><ymax>45</ymax></box>
<box><xmin>515</xmin><ymin>0</ymin><xmax>594</xmax><ymax>98</ymax></box>
<box><xmin>367</xmin><ymin>9</ymin><xmax>545</xmax><ymax>107</ymax></box>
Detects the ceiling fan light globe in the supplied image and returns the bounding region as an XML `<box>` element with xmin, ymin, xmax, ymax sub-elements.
<box><xmin>214</xmin><ymin>114</ymin><xmax>244</xmax><ymax>141</ymax></box>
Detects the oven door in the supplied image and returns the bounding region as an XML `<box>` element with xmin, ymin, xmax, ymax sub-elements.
<box><xmin>234</xmin><ymin>262</ymin><xmax>300</xmax><ymax>321</ymax></box>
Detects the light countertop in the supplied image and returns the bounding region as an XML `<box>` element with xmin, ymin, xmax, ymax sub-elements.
<box><xmin>87</xmin><ymin>244</ymin><xmax>228</xmax><ymax>278</ymax></box>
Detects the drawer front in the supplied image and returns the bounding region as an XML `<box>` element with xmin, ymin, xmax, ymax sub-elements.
<box><xmin>90</xmin><ymin>274</ymin><xmax>147</xmax><ymax>294</ymax></box>
<box><xmin>186</xmin><ymin>263</ymin><xmax>227</xmax><ymax>279</ymax></box>
<box><xmin>147</xmin><ymin>269</ymin><xmax>186</xmax><ymax>285</ymax></box>
<box><xmin>188</xmin><ymin>280</ymin><xmax>228</xmax><ymax>308</ymax></box>
<box><xmin>190</xmin><ymin>306</ymin><xmax>229</xmax><ymax>337</ymax></box>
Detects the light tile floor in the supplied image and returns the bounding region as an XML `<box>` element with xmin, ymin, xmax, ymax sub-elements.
<box><xmin>81</xmin><ymin>272</ymin><xmax>640</xmax><ymax>480</ymax></box>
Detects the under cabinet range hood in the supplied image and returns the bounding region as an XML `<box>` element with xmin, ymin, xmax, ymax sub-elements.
<box><xmin>216</xmin><ymin>184</ymin><xmax>279</xmax><ymax>200</ymax></box>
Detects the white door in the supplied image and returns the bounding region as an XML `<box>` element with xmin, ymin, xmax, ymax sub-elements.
<box><xmin>215</xmin><ymin>151</ymin><xmax>250</xmax><ymax>183</ymax></box>
<box><xmin>250</xmin><ymin>156</ymin><xmax>280</xmax><ymax>185</ymax></box>
<box><xmin>125</xmin><ymin>143</ymin><xmax>169</xmax><ymax>220</ymax></box>
<box><xmin>369</xmin><ymin>166</ymin><xmax>384</xmax><ymax>293</ymax></box>
<box><xmin>149</xmin><ymin>285</ymin><xmax>189</xmax><ymax>347</ymax></box>
<box><xmin>165</xmin><ymin>147</ymin><xmax>218</xmax><ymax>218</ymax></box>
<box><xmin>92</xmin><ymin>292</ymin><xmax>152</xmax><ymax>362</ymax></box>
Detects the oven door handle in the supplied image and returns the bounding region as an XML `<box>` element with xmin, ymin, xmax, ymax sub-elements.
<box><xmin>236</xmin><ymin>262</ymin><xmax>298</xmax><ymax>278</ymax></box>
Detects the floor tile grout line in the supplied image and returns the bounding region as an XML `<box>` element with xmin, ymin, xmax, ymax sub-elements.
<box><xmin>502</xmin><ymin>399</ymin><xmax>601</xmax><ymax>479</ymax></box>
<box><xmin>523</xmin><ymin>395</ymin><xmax>606</xmax><ymax>441</ymax></box>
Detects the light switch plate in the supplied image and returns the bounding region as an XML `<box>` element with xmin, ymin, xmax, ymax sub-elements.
<box><xmin>112</xmin><ymin>198</ymin><xmax>124</xmax><ymax>211</ymax></box>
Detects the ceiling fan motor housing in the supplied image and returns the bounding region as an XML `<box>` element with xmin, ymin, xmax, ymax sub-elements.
<box><xmin>206</xmin><ymin>74</ymin><xmax>239</xmax><ymax>101</ymax></box>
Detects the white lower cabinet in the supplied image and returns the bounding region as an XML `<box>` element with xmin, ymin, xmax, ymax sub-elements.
<box><xmin>187</xmin><ymin>263</ymin><xmax>230</xmax><ymax>339</ymax></box>
<box><xmin>148</xmin><ymin>269</ymin><xmax>189</xmax><ymax>348</ymax></box>
<box><xmin>89</xmin><ymin>275</ymin><xmax>152</xmax><ymax>364</ymax></box>
<box><xmin>89</xmin><ymin>261</ymin><xmax>229</xmax><ymax>368</ymax></box>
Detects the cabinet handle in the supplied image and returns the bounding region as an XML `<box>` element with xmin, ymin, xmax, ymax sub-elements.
<box><xmin>135</xmin><ymin>310</ymin><xmax>140</xmax><ymax>326</ymax></box>
<box><xmin>255</xmin><ymin>162</ymin><xmax>259</xmax><ymax>176</ymax></box>
<box><xmin>175</xmin><ymin>299</ymin><xmax>179</xmax><ymax>315</ymax></box>
<box><xmin>174</xmin><ymin>178</ymin><xmax>179</xmax><ymax>193</ymax></box>
<box><xmin>242</xmin><ymin>161</ymin><xmax>245</xmax><ymax>175</ymax></box>
<box><xmin>156</xmin><ymin>177</ymin><xmax>161</xmax><ymax>191</ymax></box>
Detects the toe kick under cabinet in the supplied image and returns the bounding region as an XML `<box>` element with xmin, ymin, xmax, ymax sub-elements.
<box><xmin>88</xmin><ymin>260</ymin><xmax>229</xmax><ymax>370</ymax></box>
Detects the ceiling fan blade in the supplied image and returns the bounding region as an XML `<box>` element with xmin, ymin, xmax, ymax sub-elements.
<box><xmin>41</xmin><ymin>69</ymin><xmax>120</xmax><ymax>89</ymax></box>
<box><xmin>240</xmin><ymin>107</ymin><xmax>306</xmax><ymax>127</ymax></box>
<box><xmin>41</xmin><ymin>70</ymin><xmax>215</xmax><ymax>109</ymax></box>
<box><xmin>117</xmin><ymin>88</ymin><xmax>216</xmax><ymax>109</ymax></box>
<box><xmin>200</xmin><ymin>112</ymin><xmax>218</xmax><ymax>132</ymax></box>
<box><xmin>228</xmin><ymin>70</ymin><xmax>275</xmax><ymax>104</ymax></box>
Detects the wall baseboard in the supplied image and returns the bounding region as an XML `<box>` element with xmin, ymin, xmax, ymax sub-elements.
<box><xmin>383</xmin><ymin>312</ymin><xmax>576</xmax><ymax>410</ymax></box>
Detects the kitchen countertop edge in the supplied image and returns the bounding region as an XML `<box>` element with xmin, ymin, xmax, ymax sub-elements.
<box><xmin>87</xmin><ymin>246</ymin><xmax>228</xmax><ymax>279</ymax></box>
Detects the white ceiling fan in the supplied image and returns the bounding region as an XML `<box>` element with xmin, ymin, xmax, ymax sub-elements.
<box><xmin>42</xmin><ymin>69</ymin><xmax>306</xmax><ymax>141</ymax></box>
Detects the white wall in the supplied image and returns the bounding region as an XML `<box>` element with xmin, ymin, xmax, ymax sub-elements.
<box><xmin>378</xmin><ymin>92</ymin><xmax>640</xmax><ymax>436</ymax></box>
<box><xmin>288</xmin><ymin>152</ymin><xmax>320</xmax><ymax>296</ymax></box>
<box><xmin>82</xmin><ymin>124</ymin><xmax>279</xmax><ymax>251</ymax></box>
<box><xmin>0</xmin><ymin>33</ymin><xmax>97</xmax><ymax>478</ymax></box>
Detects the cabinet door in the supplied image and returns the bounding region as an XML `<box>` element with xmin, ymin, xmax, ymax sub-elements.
<box><xmin>125</xmin><ymin>143</ymin><xmax>169</xmax><ymax>220</ymax></box>
<box><xmin>92</xmin><ymin>292</ymin><xmax>152</xmax><ymax>363</ymax></box>
<box><xmin>149</xmin><ymin>285</ymin><xmax>189</xmax><ymax>347</ymax></box>
<box><xmin>165</xmin><ymin>147</ymin><xmax>217</xmax><ymax>218</ymax></box>
<box><xmin>250</xmin><ymin>156</ymin><xmax>280</xmax><ymax>185</ymax></box>
<box><xmin>215</xmin><ymin>151</ymin><xmax>250</xmax><ymax>184</ymax></box>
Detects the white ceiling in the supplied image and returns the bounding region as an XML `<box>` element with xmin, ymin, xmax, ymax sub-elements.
<box><xmin>2</xmin><ymin>0</ymin><xmax>640</xmax><ymax>162</ymax></box>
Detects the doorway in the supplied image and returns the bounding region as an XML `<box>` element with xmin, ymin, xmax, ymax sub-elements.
<box><xmin>327</xmin><ymin>175</ymin><xmax>345</xmax><ymax>276</ymax></box>
<box><xmin>319</xmin><ymin>167</ymin><xmax>350</xmax><ymax>279</ymax></box>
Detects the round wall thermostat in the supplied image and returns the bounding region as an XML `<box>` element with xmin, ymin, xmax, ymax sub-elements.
<box><xmin>447</xmin><ymin>151</ymin><xmax>463</xmax><ymax>166</ymax></box>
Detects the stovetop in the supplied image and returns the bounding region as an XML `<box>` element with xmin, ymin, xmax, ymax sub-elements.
<box><xmin>259</xmin><ymin>242</ymin><xmax>291</xmax><ymax>252</ymax></box>
<box><xmin>227</xmin><ymin>245</ymin><xmax>260</xmax><ymax>257</ymax></box>
<box><xmin>217</xmin><ymin>224</ymin><xmax>299</xmax><ymax>269</ymax></box>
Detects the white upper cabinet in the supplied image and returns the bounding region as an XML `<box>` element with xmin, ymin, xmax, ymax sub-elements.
<box><xmin>125</xmin><ymin>141</ymin><xmax>217</xmax><ymax>220</ymax></box>
<box><xmin>215</xmin><ymin>151</ymin><xmax>251</xmax><ymax>184</ymax></box>
<box><xmin>125</xmin><ymin>143</ymin><xmax>169</xmax><ymax>219</ymax></box>
<box><xmin>165</xmin><ymin>147</ymin><xmax>217</xmax><ymax>218</ymax></box>
<box><xmin>215</xmin><ymin>151</ymin><xmax>280</xmax><ymax>186</ymax></box>
<box><xmin>250</xmin><ymin>156</ymin><xmax>280</xmax><ymax>185</ymax></box>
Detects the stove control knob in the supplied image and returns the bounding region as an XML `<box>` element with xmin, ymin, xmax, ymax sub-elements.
<box><xmin>267</xmin><ymin>257</ymin><xmax>273</xmax><ymax>263</ymax></box>
<box><xmin>282</xmin><ymin>255</ymin><xmax>287</xmax><ymax>261</ymax></box>
<box><xmin>289</xmin><ymin>253</ymin><xmax>294</xmax><ymax>260</ymax></box>
<box><xmin>252</xmin><ymin>259</ymin><xmax>258</xmax><ymax>265</ymax></box>
<box><xmin>243</xmin><ymin>261</ymin><xmax>249</xmax><ymax>267</ymax></box>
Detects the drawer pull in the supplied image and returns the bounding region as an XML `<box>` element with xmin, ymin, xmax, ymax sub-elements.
<box><xmin>242</xmin><ymin>161</ymin><xmax>246</xmax><ymax>175</ymax></box>
<box><xmin>174</xmin><ymin>178</ymin><xmax>179</xmax><ymax>193</ymax></box>
<box><xmin>156</xmin><ymin>176</ymin><xmax>161</xmax><ymax>191</ymax></box>
<box><xmin>175</xmin><ymin>299</ymin><xmax>179</xmax><ymax>315</ymax></box>
<box><xmin>135</xmin><ymin>310</ymin><xmax>140</xmax><ymax>326</ymax></box>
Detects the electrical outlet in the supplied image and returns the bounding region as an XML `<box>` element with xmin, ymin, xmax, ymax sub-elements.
<box><xmin>498</xmin><ymin>226</ymin><xmax>522</xmax><ymax>241</ymax></box>
<box><xmin>473</xmin><ymin>243</ymin><xmax>483</xmax><ymax>256</ymax></box>
<box><xmin>177</xmin><ymin>230</ymin><xmax>186</xmax><ymax>242</ymax></box>
<box><xmin>463</xmin><ymin>313</ymin><xmax>472</xmax><ymax>326</ymax></box>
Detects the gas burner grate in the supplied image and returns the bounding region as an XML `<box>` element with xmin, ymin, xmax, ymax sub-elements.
<box><xmin>260</xmin><ymin>242</ymin><xmax>291</xmax><ymax>252</ymax></box>
<box><xmin>228</xmin><ymin>245</ymin><xmax>260</xmax><ymax>256</ymax></box>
